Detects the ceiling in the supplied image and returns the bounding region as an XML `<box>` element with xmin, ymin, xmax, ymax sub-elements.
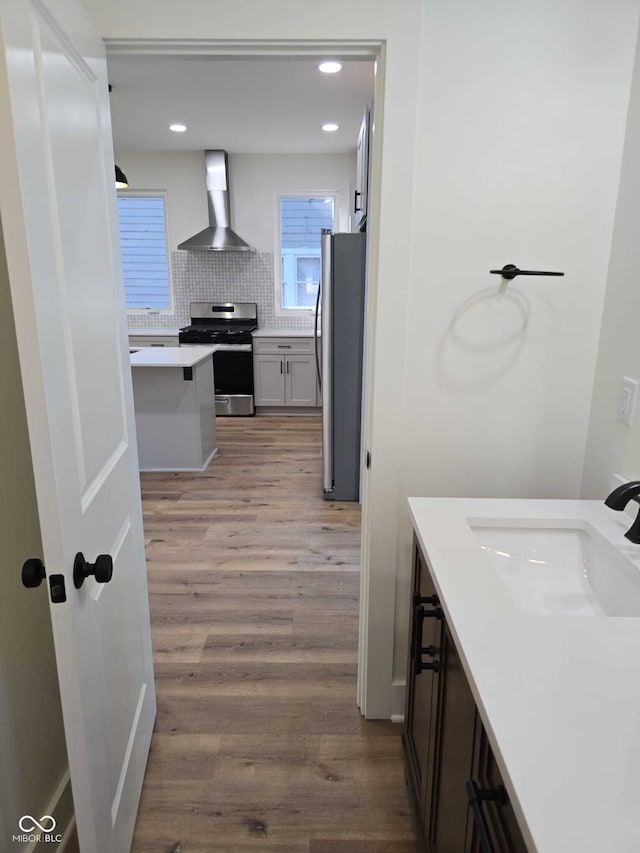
<box><xmin>107</xmin><ymin>55</ymin><xmax>375</xmax><ymax>154</ymax></box>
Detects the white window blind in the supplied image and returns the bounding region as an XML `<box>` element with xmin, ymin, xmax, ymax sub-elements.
<box><xmin>117</xmin><ymin>194</ymin><xmax>172</xmax><ymax>310</ymax></box>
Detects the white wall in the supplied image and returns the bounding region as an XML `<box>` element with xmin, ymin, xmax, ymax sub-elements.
<box><xmin>113</xmin><ymin>150</ymin><xmax>356</xmax><ymax>251</ymax></box>
<box><xmin>232</xmin><ymin>154</ymin><xmax>355</xmax><ymax>251</ymax></box>
<box><xmin>85</xmin><ymin>0</ymin><xmax>640</xmax><ymax>718</ymax></box>
<box><xmin>114</xmin><ymin>150</ymin><xmax>206</xmax><ymax>250</ymax></box>
<box><xmin>582</xmin><ymin>25</ymin><xmax>640</xmax><ymax>498</ymax></box>
<box><xmin>0</xmin><ymin>221</ymin><xmax>73</xmax><ymax>843</ymax></box>
<box><xmin>391</xmin><ymin>1</ymin><xmax>639</xmax><ymax>691</ymax></box>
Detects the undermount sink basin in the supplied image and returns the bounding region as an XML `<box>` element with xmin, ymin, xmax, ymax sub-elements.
<box><xmin>472</xmin><ymin>522</ymin><xmax>640</xmax><ymax>616</ymax></box>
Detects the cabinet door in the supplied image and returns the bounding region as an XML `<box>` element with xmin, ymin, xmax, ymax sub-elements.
<box><xmin>403</xmin><ymin>543</ymin><xmax>443</xmax><ymax>843</ymax></box>
<box><xmin>354</xmin><ymin>107</ymin><xmax>369</xmax><ymax>228</ymax></box>
<box><xmin>285</xmin><ymin>354</ymin><xmax>317</xmax><ymax>406</ymax></box>
<box><xmin>253</xmin><ymin>355</ymin><xmax>285</xmax><ymax>405</ymax></box>
<box><xmin>465</xmin><ymin>724</ymin><xmax>529</xmax><ymax>853</ymax></box>
<box><xmin>431</xmin><ymin>622</ymin><xmax>477</xmax><ymax>852</ymax></box>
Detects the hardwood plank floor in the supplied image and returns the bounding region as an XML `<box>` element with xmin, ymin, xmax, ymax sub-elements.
<box><xmin>131</xmin><ymin>416</ymin><xmax>417</xmax><ymax>853</ymax></box>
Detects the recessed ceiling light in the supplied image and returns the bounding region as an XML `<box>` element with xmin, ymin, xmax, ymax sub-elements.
<box><xmin>169</xmin><ymin>123</ymin><xmax>187</xmax><ymax>133</ymax></box>
<box><xmin>318</xmin><ymin>61</ymin><xmax>342</xmax><ymax>74</ymax></box>
<box><xmin>322</xmin><ymin>123</ymin><xmax>340</xmax><ymax>133</ymax></box>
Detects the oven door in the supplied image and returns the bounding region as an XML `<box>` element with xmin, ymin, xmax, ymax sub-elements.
<box><xmin>212</xmin><ymin>347</ymin><xmax>255</xmax><ymax>416</ymax></box>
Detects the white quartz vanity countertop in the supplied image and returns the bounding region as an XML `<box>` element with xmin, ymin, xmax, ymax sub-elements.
<box><xmin>252</xmin><ymin>328</ymin><xmax>318</xmax><ymax>338</ymax></box>
<box><xmin>127</xmin><ymin>328</ymin><xmax>181</xmax><ymax>337</ymax></box>
<box><xmin>408</xmin><ymin>497</ymin><xmax>640</xmax><ymax>853</ymax></box>
<box><xmin>130</xmin><ymin>346</ymin><xmax>217</xmax><ymax>368</ymax></box>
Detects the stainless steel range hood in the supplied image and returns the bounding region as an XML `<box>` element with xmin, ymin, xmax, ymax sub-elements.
<box><xmin>178</xmin><ymin>150</ymin><xmax>254</xmax><ymax>252</ymax></box>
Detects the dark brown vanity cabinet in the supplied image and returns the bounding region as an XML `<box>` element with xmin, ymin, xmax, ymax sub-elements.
<box><xmin>403</xmin><ymin>539</ymin><xmax>529</xmax><ymax>853</ymax></box>
<box><xmin>465</xmin><ymin>725</ymin><xmax>528</xmax><ymax>853</ymax></box>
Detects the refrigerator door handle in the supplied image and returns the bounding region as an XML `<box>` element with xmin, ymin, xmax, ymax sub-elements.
<box><xmin>320</xmin><ymin>229</ymin><xmax>333</xmax><ymax>495</ymax></box>
<box><xmin>314</xmin><ymin>282</ymin><xmax>322</xmax><ymax>390</ymax></box>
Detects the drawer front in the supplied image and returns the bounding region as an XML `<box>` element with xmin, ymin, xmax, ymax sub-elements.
<box><xmin>129</xmin><ymin>335</ymin><xmax>179</xmax><ymax>348</ymax></box>
<box><xmin>253</xmin><ymin>337</ymin><xmax>316</xmax><ymax>355</ymax></box>
<box><xmin>466</xmin><ymin>722</ymin><xmax>529</xmax><ymax>853</ymax></box>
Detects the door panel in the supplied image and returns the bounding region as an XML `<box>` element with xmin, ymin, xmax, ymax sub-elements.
<box><xmin>403</xmin><ymin>544</ymin><xmax>443</xmax><ymax>842</ymax></box>
<box><xmin>431</xmin><ymin>622</ymin><xmax>477</xmax><ymax>852</ymax></box>
<box><xmin>39</xmin><ymin>20</ymin><xmax>127</xmax><ymax>486</ymax></box>
<box><xmin>254</xmin><ymin>355</ymin><xmax>285</xmax><ymax>405</ymax></box>
<box><xmin>0</xmin><ymin>1</ymin><xmax>156</xmax><ymax>850</ymax></box>
<box><xmin>286</xmin><ymin>354</ymin><xmax>317</xmax><ymax>405</ymax></box>
<box><xmin>467</xmin><ymin>725</ymin><xmax>529</xmax><ymax>853</ymax></box>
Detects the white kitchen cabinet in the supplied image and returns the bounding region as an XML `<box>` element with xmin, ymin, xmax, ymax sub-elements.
<box><xmin>354</xmin><ymin>102</ymin><xmax>372</xmax><ymax>230</ymax></box>
<box><xmin>254</xmin><ymin>354</ymin><xmax>286</xmax><ymax>405</ymax></box>
<box><xmin>253</xmin><ymin>337</ymin><xmax>320</xmax><ymax>408</ymax></box>
<box><xmin>285</xmin><ymin>354</ymin><xmax>317</xmax><ymax>405</ymax></box>
<box><xmin>129</xmin><ymin>334</ymin><xmax>179</xmax><ymax>348</ymax></box>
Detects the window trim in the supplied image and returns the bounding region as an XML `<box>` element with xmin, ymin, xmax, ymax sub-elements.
<box><xmin>274</xmin><ymin>191</ymin><xmax>340</xmax><ymax>316</ymax></box>
<box><xmin>117</xmin><ymin>189</ymin><xmax>175</xmax><ymax>315</ymax></box>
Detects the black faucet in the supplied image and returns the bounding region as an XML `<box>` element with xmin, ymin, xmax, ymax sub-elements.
<box><xmin>604</xmin><ymin>481</ymin><xmax>640</xmax><ymax>543</ymax></box>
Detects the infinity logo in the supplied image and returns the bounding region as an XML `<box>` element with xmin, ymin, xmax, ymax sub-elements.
<box><xmin>19</xmin><ymin>815</ymin><xmax>56</xmax><ymax>833</ymax></box>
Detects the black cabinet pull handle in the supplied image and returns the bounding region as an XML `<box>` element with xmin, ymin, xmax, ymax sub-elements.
<box><xmin>354</xmin><ymin>190</ymin><xmax>362</xmax><ymax>212</ymax></box>
<box><xmin>73</xmin><ymin>552</ymin><xmax>114</xmax><ymax>589</ymax></box>
<box><xmin>490</xmin><ymin>263</ymin><xmax>564</xmax><ymax>281</ymax></box>
<box><xmin>465</xmin><ymin>780</ymin><xmax>507</xmax><ymax>853</ymax></box>
<box><xmin>412</xmin><ymin>603</ymin><xmax>442</xmax><ymax>675</ymax></box>
<box><xmin>412</xmin><ymin>592</ymin><xmax>439</xmax><ymax>608</ymax></box>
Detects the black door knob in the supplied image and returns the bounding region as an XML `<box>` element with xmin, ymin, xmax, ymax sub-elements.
<box><xmin>73</xmin><ymin>552</ymin><xmax>114</xmax><ymax>589</ymax></box>
<box><xmin>22</xmin><ymin>558</ymin><xmax>46</xmax><ymax>588</ymax></box>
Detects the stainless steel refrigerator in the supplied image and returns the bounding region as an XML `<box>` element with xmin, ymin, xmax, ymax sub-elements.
<box><xmin>315</xmin><ymin>230</ymin><xmax>367</xmax><ymax>501</ymax></box>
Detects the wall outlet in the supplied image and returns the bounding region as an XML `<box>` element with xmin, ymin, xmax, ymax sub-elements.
<box><xmin>618</xmin><ymin>377</ymin><xmax>639</xmax><ymax>427</ymax></box>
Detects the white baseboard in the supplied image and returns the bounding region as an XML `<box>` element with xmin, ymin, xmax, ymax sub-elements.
<box><xmin>255</xmin><ymin>407</ymin><xmax>321</xmax><ymax>416</ymax></box>
<box><xmin>391</xmin><ymin>679</ymin><xmax>406</xmax><ymax>721</ymax></box>
<box><xmin>23</xmin><ymin>768</ymin><xmax>75</xmax><ymax>853</ymax></box>
<box><xmin>139</xmin><ymin>446</ymin><xmax>218</xmax><ymax>473</ymax></box>
<box><xmin>56</xmin><ymin>816</ymin><xmax>77</xmax><ymax>853</ymax></box>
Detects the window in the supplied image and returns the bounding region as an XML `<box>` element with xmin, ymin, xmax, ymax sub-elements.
<box><xmin>117</xmin><ymin>192</ymin><xmax>173</xmax><ymax>311</ymax></box>
<box><xmin>276</xmin><ymin>195</ymin><xmax>336</xmax><ymax>312</ymax></box>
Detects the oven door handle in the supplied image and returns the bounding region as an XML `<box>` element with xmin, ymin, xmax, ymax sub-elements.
<box><xmin>211</xmin><ymin>344</ymin><xmax>253</xmax><ymax>352</ymax></box>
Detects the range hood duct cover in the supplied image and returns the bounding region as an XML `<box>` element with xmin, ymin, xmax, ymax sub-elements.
<box><xmin>178</xmin><ymin>150</ymin><xmax>254</xmax><ymax>252</ymax></box>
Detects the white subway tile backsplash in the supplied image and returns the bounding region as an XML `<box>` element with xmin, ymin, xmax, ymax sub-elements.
<box><xmin>126</xmin><ymin>251</ymin><xmax>315</xmax><ymax>331</ymax></box>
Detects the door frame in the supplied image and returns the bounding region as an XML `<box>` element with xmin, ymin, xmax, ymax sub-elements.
<box><xmin>105</xmin><ymin>37</ymin><xmax>387</xmax><ymax>716</ymax></box>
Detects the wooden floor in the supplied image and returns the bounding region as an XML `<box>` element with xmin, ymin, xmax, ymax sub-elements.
<box><xmin>131</xmin><ymin>416</ymin><xmax>417</xmax><ymax>853</ymax></box>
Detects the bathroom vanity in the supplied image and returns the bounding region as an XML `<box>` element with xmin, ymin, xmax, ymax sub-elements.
<box><xmin>404</xmin><ymin>498</ymin><xmax>640</xmax><ymax>852</ymax></box>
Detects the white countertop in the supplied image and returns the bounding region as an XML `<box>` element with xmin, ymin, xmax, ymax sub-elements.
<box><xmin>408</xmin><ymin>497</ymin><xmax>640</xmax><ymax>853</ymax></box>
<box><xmin>128</xmin><ymin>328</ymin><xmax>181</xmax><ymax>337</ymax></box>
<box><xmin>130</xmin><ymin>346</ymin><xmax>217</xmax><ymax>368</ymax></box>
<box><xmin>252</xmin><ymin>328</ymin><xmax>318</xmax><ymax>338</ymax></box>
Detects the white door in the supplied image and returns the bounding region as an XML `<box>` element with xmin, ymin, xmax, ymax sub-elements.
<box><xmin>0</xmin><ymin>1</ymin><xmax>155</xmax><ymax>851</ymax></box>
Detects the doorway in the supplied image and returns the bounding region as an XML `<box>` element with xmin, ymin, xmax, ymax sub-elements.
<box><xmin>105</xmin><ymin>42</ymin><xmax>402</xmax><ymax>849</ymax></box>
<box><xmin>105</xmin><ymin>41</ymin><xmax>384</xmax><ymax>710</ymax></box>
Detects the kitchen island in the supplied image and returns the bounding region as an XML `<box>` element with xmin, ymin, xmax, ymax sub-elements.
<box><xmin>130</xmin><ymin>346</ymin><xmax>217</xmax><ymax>472</ymax></box>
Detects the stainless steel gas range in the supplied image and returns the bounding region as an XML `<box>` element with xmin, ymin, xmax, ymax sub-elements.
<box><xmin>179</xmin><ymin>302</ymin><xmax>257</xmax><ymax>416</ymax></box>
